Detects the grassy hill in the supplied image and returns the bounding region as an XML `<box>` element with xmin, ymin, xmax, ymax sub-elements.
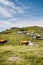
<box><xmin>0</xmin><ymin>26</ymin><xmax>43</xmax><ymax>45</ymax></box>
<box><xmin>0</xmin><ymin>26</ymin><xmax>43</xmax><ymax>65</ymax></box>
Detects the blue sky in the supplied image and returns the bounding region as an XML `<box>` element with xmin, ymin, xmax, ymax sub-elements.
<box><xmin>0</xmin><ymin>0</ymin><xmax>43</xmax><ymax>31</ymax></box>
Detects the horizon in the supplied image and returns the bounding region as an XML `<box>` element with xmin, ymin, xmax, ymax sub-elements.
<box><xmin>0</xmin><ymin>25</ymin><xmax>43</xmax><ymax>32</ymax></box>
<box><xmin>0</xmin><ymin>0</ymin><xmax>43</xmax><ymax>31</ymax></box>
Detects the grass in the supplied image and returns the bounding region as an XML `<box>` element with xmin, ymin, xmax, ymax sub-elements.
<box><xmin>0</xmin><ymin>26</ymin><xmax>43</xmax><ymax>65</ymax></box>
<box><xmin>0</xmin><ymin>45</ymin><xmax>43</xmax><ymax>65</ymax></box>
<box><xmin>0</xmin><ymin>30</ymin><xmax>43</xmax><ymax>45</ymax></box>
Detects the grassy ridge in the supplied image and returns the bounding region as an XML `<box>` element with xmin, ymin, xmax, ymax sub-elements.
<box><xmin>0</xmin><ymin>26</ymin><xmax>43</xmax><ymax>45</ymax></box>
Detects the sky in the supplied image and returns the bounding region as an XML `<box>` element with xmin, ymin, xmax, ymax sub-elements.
<box><xmin>0</xmin><ymin>0</ymin><xmax>43</xmax><ymax>32</ymax></box>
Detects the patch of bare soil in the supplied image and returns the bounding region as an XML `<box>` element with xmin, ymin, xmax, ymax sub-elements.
<box><xmin>8</xmin><ymin>56</ymin><xmax>21</xmax><ymax>61</ymax></box>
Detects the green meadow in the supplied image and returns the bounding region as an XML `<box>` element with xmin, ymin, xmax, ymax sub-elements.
<box><xmin>0</xmin><ymin>26</ymin><xmax>43</xmax><ymax>65</ymax></box>
<box><xmin>0</xmin><ymin>45</ymin><xmax>43</xmax><ymax>65</ymax></box>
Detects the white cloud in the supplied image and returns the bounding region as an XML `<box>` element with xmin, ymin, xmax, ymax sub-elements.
<box><xmin>0</xmin><ymin>0</ymin><xmax>25</xmax><ymax>17</ymax></box>
<box><xmin>0</xmin><ymin>20</ymin><xmax>15</xmax><ymax>27</ymax></box>
<box><xmin>0</xmin><ymin>0</ymin><xmax>16</xmax><ymax>18</ymax></box>
<box><xmin>15</xmin><ymin>7</ymin><xmax>24</xmax><ymax>13</ymax></box>
<box><xmin>6</xmin><ymin>18</ymin><xmax>43</xmax><ymax>28</ymax></box>
<box><xmin>35</xmin><ymin>19</ymin><xmax>43</xmax><ymax>27</ymax></box>
<box><xmin>0</xmin><ymin>17</ymin><xmax>43</xmax><ymax>32</ymax></box>
<box><xmin>0</xmin><ymin>6</ymin><xmax>12</xmax><ymax>17</ymax></box>
<box><xmin>0</xmin><ymin>0</ymin><xmax>14</xmax><ymax>7</ymax></box>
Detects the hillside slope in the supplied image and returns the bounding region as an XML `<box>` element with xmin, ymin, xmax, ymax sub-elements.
<box><xmin>0</xmin><ymin>26</ymin><xmax>43</xmax><ymax>65</ymax></box>
<box><xmin>0</xmin><ymin>26</ymin><xmax>43</xmax><ymax>45</ymax></box>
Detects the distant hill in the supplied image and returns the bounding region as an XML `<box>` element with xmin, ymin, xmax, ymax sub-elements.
<box><xmin>0</xmin><ymin>26</ymin><xmax>43</xmax><ymax>33</ymax></box>
<box><xmin>0</xmin><ymin>26</ymin><xmax>43</xmax><ymax>45</ymax></box>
